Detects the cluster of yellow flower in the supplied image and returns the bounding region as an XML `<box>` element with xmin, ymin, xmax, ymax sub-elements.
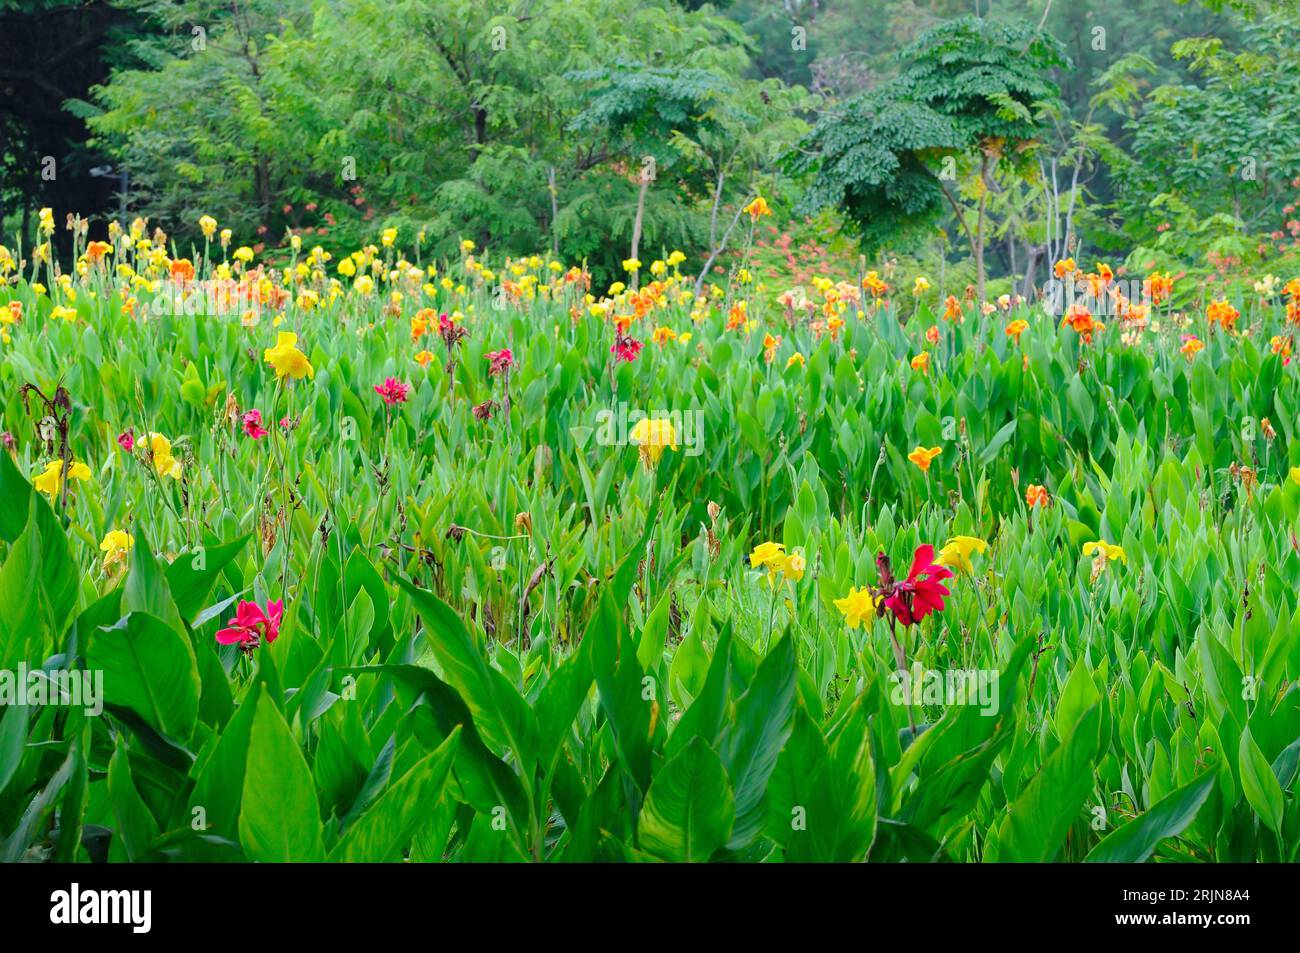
<box><xmin>748</xmin><ymin>541</ymin><xmax>805</xmax><ymax>585</ymax></box>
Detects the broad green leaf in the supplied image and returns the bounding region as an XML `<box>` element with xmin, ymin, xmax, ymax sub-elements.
<box><xmin>1084</xmin><ymin>769</ymin><xmax>1218</xmax><ymax>863</ymax></box>
<box><xmin>1238</xmin><ymin>727</ymin><xmax>1284</xmax><ymax>834</ymax></box>
<box><xmin>720</xmin><ymin>633</ymin><xmax>796</xmax><ymax>849</ymax></box>
<box><xmin>990</xmin><ymin>705</ymin><xmax>1100</xmax><ymax>862</ymax></box>
<box><xmin>638</xmin><ymin>737</ymin><xmax>734</xmax><ymax>863</ymax></box>
<box><xmin>166</xmin><ymin>534</ymin><xmax>251</xmax><ymax>622</ymax></box>
<box><xmin>394</xmin><ymin>577</ymin><xmax>536</xmax><ymax>768</ymax></box>
<box><xmin>239</xmin><ymin>693</ymin><xmax>325</xmax><ymax>862</ymax></box>
<box><xmin>87</xmin><ymin>612</ymin><xmax>200</xmax><ymax>740</ymax></box>
<box><xmin>329</xmin><ymin>728</ymin><xmax>460</xmax><ymax>862</ymax></box>
<box><xmin>108</xmin><ymin>737</ymin><xmax>160</xmax><ymax>861</ymax></box>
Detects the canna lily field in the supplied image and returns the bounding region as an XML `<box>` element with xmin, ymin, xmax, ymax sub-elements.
<box><xmin>1</xmin><ymin>220</ymin><xmax>1298</xmax><ymax>865</ymax></box>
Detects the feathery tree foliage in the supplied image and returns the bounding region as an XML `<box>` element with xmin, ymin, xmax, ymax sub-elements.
<box><xmin>79</xmin><ymin>0</ymin><xmax>802</xmax><ymax>284</ymax></box>
<box><xmin>793</xmin><ymin>15</ymin><xmax>1067</xmax><ymax>302</ymax></box>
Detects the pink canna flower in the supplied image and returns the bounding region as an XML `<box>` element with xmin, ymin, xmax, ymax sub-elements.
<box><xmin>242</xmin><ymin>410</ymin><xmax>269</xmax><ymax>439</ymax></box>
<box><xmin>117</xmin><ymin>429</ymin><xmax>135</xmax><ymax>452</ymax></box>
<box><xmin>486</xmin><ymin>348</ymin><xmax>514</xmax><ymax>376</ymax></box>
<box><xmin>374</xmin><ymin>377</ymin><xmax>410</xmax><ymax>405</ymax></box>
<box><xmin>215</xmin><ymin>599</ymin><xmax>283</xmax><ymax>654</ymax></box>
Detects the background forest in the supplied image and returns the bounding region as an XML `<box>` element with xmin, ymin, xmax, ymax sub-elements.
<box><xmin>2</xmin><ymin>0</ymin><xmax>1299</xmax><ymax>290</ymax></box>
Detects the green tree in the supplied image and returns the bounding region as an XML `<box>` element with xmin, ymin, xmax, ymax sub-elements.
<box><xmin>1116</xmin><ymin>10</ymin><xmax>1300</xmax><ymax>245</ymax></box>
<box><xmin>793</xmin><ymin>14</ymin><xmax>1067</xmax><ymax>304</ymax></box>
<box><xmin>85</xmin><ymin>0</ymin><xmax>778</xmax><ymax>282</ymax></box>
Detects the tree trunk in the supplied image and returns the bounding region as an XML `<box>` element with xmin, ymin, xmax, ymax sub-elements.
<box><xmin>975</xmin><ymin>153</ymin><xmax>989</xmax><ymax>309</ymax></box>
<box><xmin>1021</xmin><ymin>243</ymin><xmax>1045</xmax><ymax>300</ymax></box>
<box><xmin>628</xmin><ymin>159</ymin><xmax>652</xmax><ymax>290</ymax></box>
<box><xmin>546</xmin><ymin>166</ymin><xmax>559</xmax><ymax>255</ymax></box>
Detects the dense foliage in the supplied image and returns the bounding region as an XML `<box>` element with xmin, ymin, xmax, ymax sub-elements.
<box><xmin>0</xmin><ymin>217</ymin><xmax>1298</xmax><ymax>861</ymax></box>
<box><xmin>1</xmin><ymin>0</ymin><xmax>1299</xmax><ymax>867</ymax></box>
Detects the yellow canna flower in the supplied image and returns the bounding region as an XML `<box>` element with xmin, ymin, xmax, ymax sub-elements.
<box><xmin>748</xmin><ymin>541</ymin><xmax>785</xmax><ymax>571</ymax></box>
<box><xmin>148</xmin><ymin>433</ymin><xmax>183</xmax><ymax>479</ymax></box>
<box><xmin>629</xmin><ymin>417</ymin><xmax>678</xmax><ymax>469</ymax></box>
<box><xmin>32</xmin><ymin>459</ymin><xmax>91</xmax><ymax>498</ymax></box>
<box><xmin>937</xmin><ymin>535</ymin><xmax>988</xmax><ymax>575</ymax></box>
<box><xmin>1082</xmin><ymin>540</ymin><xmax>1126</xmax><ymax>563</ymax></box>
<box><xmin>756</xmin><ymin>549</ymin><xmax>805</xmax><ymax>587</ymax></box>
<box><xmin>1291</xmin><ymin>467</ymin><xmax>1300</xmax><ymax>486</ymax></box>
<box><xmin>99</xmin><ymin>529</ymin><xmax>134</xmax><ymax>568</ymax></box>
<box><xmin>263</xmin><ymin>331</ymin><xmax>314</xmax><ymax>380</ymax></box>
<box><xmin>199</xmin><ymin>215</ymin><xmax>218</xmax><ymax>238</ymax></box>
<box><xmin>833</xmin><ymin>587</ymin><xmax>879</xmax><ymax>630</ymax></box>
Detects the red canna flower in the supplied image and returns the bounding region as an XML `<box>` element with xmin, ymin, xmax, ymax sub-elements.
<box><xmin>215</xmin><ymin>599</ymin><xmax>283</xmax><ymax>654</ymax></box>
<box><xmin>486</xmin><ymin>348</ymin><xmax>514</xmax><ymax>375</ymax></box>
<box><xmin>611</xmin><ymin>333</ymin><xmax>643</xmax><ymax>363</ymax></box>
<box><xmin>439</xmin><ymin>312</ymin><xmax>467</xmax><ymax>349</ymax></box>
<box><xmin>876</xmin><ymin>545</ymin><xmax>953</xmax><ymax>627</ymax></box>
<box><xmin>242</xmin><ymin>410</ymin><xmax>269</xmax><ymax>439</ymax></box>
<box><xmin>472</xmin><ymin>399</ymin><xmax>497</xmax><ymax>420</ymax></box>
<box><xmin>374</xmin><ymin>377</ymin><xmax>410</xmax><ymax>405</ymax></box>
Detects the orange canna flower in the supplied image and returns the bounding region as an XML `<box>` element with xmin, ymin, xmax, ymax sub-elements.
<box><xmin>942</xmin><ymin>295</ymin><xmax>963</xmax><ymax>323</ymax></box>
<box><xmin>1025</xmin><ymin>484</ymin><xmax>1050</xmax><ymax>508</ymax></box>
<box><xmin>652</xmin><ymin>325</ymin><xmax>678</xmax><ymax>346</ymax></box>
<box><xmin>170</xmin><ymin>258</ymin><xmax>195</xmax><ymax>283</ymax></box>
<box><xmin>1063</xmin><ymin>304</ymin><xmax>1104</xmax><ymax>344</ymax></box>
<box><xmin>1206</xmin><ymin>299</ymin><xmax>1240</xmax><ymax>331</ymax></box>
<box><xmin>1005</xmin><ymin>319</ymin><xmax>1028</xmax><ymax>342</ymax></box>
<box><xmin>862</xmin><ymin>271</ymin><xmax>889</xmax><ymax>298</ymax></box>
<box><xmin>85</xmin><ymin>241</ymin><xmax>112</xmax><ymax>263</ymax></box>
<box><xmin>908</xmin><ymin>445</ymin><xmax>942</xmax><ymax>472</ymax></box>
<box><xmin>1144</xmin><ymin>271</ymin><xmax>1174</xmax><ymax>306</ymax></box>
